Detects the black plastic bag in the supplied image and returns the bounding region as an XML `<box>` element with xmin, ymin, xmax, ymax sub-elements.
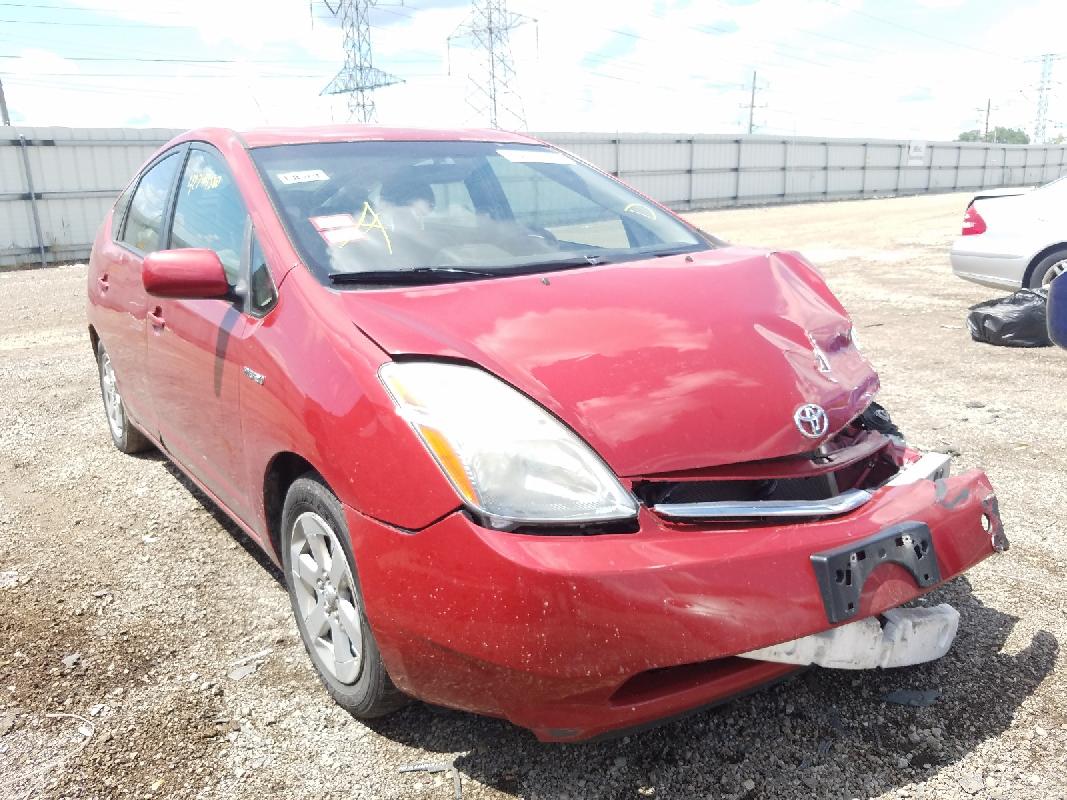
<box><xmin>967</xmin><ymin>288</ymin><xmax>1051</xmax><ymax>348</ymax></box>
<box><xmin>857</xmin><ymin>401</ymin><xmax>903</xmax><ymax>440</ymax></box>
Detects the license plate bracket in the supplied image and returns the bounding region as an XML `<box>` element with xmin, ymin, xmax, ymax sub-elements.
<box><xmin>810</xmin><ymin>521</ymin><xmax>941</xmax><ymax>624</ymax></box>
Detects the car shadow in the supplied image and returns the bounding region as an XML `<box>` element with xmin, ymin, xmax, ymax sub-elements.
<box><xmin>361</xmin><ymin>576</ymin><xmax>1056</xmax><ymax>799</ymax></box>
<box><xmin>157</xmin><ymin>458</ymin><xmax>285</xmax><ymax>587</ymax></box>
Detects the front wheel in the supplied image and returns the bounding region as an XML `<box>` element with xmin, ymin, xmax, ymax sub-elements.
<box><xmin>281</xmin><ymin>475</ymin><xmax>407</xmax><ymax>718</ymax></box>
<box><xmin>96</xmin><ymin>341</ymin><xmax>151</xmax><ymax>454</ymax></box>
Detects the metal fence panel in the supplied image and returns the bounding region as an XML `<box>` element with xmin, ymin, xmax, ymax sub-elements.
<box><xmin>1</xmin><ymin>125</ymin><xmax>179</xmax><ymax>267</ymax></box>
<box><xmin>2</xmin><ymin>126</ymin><xmax>1066</xmax><ymax>267</ymax></box>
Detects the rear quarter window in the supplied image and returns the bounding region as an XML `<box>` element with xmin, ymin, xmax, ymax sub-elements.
<box><xmin>111</xmin><ymin>183</ymin><xmax>136</xmax><ymax>240</ymax></box>
<box><xmin>121</xmin><ymin>152</ymin><xmax>181</xmax><ymax>254</ymax></box>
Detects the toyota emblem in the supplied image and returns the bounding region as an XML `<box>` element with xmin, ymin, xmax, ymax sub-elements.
<box><xmin>794</xmin><ymin>403</ymin><xmax>829</xmax><ymax>439</ymax></box>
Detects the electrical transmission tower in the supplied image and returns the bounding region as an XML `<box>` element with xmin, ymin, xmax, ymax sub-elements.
<box><xmin>448</xmin><ymin>1</ymin><xmax>533</xmax><ymax>130</ymax></box>
<box><xmin>320</xmin><ymin>0</ymin><xmax>402</xmax><ymax>123</ymax></box>
<box><xmin>1030</xmin><ymin>53</ymin><xmax>1062</xmax><ymax>144</ymax></box>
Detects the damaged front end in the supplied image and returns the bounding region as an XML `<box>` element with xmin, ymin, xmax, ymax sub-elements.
<box><xmin>740</xmin><ymin>604</ymin><xmax>960</xmax><ymax>669</ymax></box>
<box><xmin>629</xmin><ymin>405</ymin><xmax>1008</xmax><ymax>678</ymax></box>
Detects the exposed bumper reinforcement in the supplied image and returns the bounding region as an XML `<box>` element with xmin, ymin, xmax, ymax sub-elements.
<box><xmin>653</xmin><ymin>450</ymin><xmax>952</xmax><ymax>521</ymax></box>
<box><xmin>739</xmin><ymin>604</ymin><xmax>960</xmax><ymax>669</ymax></box>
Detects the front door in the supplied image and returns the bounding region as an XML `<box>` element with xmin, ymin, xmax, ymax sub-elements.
<box><xmin>143</xmin><ymin>145</ymin><xmax>256</xmax><ymax>525</ymax></box>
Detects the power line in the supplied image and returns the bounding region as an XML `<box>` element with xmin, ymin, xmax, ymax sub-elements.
<box><xmin>0</xmin><ymin>0</ymin><xmax>403</xmax><ymax>18</ymax></box>
<box><xmin>7</xmin><ymin>71</ymin><xmax>334</xmax><ymax>78</ymax></box>
<box><xmin>0</xmin><ymin>53</ymin><xmax>439</xmax><ymax>64</ymax></box>
<box><xmin>0</xmin><ymin>16</ymin><xmax>197</xmax><ymax>28</ymax></box>
<box><xmin>820</xmin><ymin>0</ymin><xmax>1020</xmax><ymax>62</ymax></box>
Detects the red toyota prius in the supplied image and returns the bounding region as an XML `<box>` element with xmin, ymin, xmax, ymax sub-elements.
<box><xmin>87</xmin><ymin>126</ymin><xmax>1007</xmax><ymax>742</ymax></box>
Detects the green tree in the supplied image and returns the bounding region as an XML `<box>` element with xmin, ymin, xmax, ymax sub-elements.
<box><xmin>957</xmin><ymin>127</ymin><xmax>1030</xmax><ymax>144</ymax></box>
<box><xmin>990</xmin><ymin>127</ymin><xmax>1030</xmax><ymax>144</ymax></box>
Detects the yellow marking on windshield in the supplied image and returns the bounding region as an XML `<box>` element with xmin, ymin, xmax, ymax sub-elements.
<box><xmin>356</xmin><ymin>201</ymin><xmax>392</xmax><ymax>255</ymax></box>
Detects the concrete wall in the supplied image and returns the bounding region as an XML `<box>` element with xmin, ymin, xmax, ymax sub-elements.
<box><xmin>3</xmin><ymin>126</ymin><xmax>1065</xmax><ymax>267</ymax></box>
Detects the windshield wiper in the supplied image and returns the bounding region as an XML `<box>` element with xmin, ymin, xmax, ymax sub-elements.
<box><xmin>506</xmin><ymin>253</ymin><xmax>614</xmax><ymax>271</ymax></box>
<box><xmin>329</xmin><ymin>266</ymin><xmax>500</xmax><ymax>285</ymax></box>
<box><xmin>651</xmin><ymin>246</ymin><xmax>702</xmax><ymax>258</ymax></box>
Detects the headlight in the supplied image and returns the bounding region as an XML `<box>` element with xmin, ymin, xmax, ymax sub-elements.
<box><xmin>379</xmin><ymin>361</ymin><xmax>638</xmax><ymax>528</ymax></box>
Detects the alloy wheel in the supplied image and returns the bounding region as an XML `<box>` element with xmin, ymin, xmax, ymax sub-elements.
<box><xmin>288</xmin><ymin>511</ymin><xmax>364</xmax><ymax>684</ymax></box>
<box><xmin>99</xmin><ymin>351</ymin><xmax>125</xmax><ymax>440</ymax></box>
<box><xmin>1041</xmin><ymin>258</ymin><xmax>1067</xmax><ymax>286</ymax></box>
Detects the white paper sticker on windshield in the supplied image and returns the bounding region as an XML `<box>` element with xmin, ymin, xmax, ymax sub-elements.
<box><xmin>277</xmin><ymin>169</ymin><xmax>330</xmax><ymax>185</ymax></box>
<box><xmin>309</xmin><ymin>214</ymin><xmax>355</xmax><ymax>230</ymax></box>
<box><xmin>496</xmin><ymin>148</ymin><xmax>574</xmax><ymax>165</ymax></box>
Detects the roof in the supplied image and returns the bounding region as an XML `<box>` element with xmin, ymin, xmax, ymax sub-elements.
<box><xmin>231</xmin><ymin>125</ymin><xmax>543</xmax><ymax>149</ymax></box>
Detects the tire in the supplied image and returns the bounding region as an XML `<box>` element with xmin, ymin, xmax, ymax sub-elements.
<box><xmin>280</xmin><ymin>474</ymin><xmax>407</xmax><ymax>718</ymax></box>
<box><xmin>96</xmin><ymin>341</ymin><xmax>152</xmax><ymax>454</ymax></box>
<box><xmin>1027</xmin><ymin>247</ymin><xmax>1067</xmax><ymax>289</ymax></box>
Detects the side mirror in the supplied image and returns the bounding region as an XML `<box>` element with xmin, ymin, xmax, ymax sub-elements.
<box><xmin>142</xmin><ymin>249</ymin><xmax>230</xmax><ymax>299</ymax></box>
<box><xmin>1049</xmin><ymin>273</ymin><xmax>1067</xmax><ymax>348</ymax></box>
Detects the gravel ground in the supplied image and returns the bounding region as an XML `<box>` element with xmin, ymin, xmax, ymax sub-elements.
<box><xmin>1</xmin><ymin>191</ymin><xmax>1065</xmax><ymax>800</ymax></box>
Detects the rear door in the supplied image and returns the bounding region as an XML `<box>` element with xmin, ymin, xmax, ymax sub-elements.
<box><xmin>143</xmin><ymin>144</ymin><xmax>259</xmax><ymax>524</ymax></box>
<box><xmin>90</xmin><ymin>148</ymin><xmax>185</xmax><ymax>436</ymax></box>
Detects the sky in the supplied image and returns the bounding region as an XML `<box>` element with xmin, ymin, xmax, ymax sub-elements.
<box><xmin>0</xmin><ymin>0</ymin><xmax>1063</xmax><ymax>142</ymax></box>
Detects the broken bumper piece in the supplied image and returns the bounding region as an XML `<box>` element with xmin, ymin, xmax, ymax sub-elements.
<box><xmin>740</xmin><ymin>603</ymin><xmax>960</xmax><ymax>669</ymax></box>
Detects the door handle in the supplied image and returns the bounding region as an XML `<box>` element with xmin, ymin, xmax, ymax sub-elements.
<box><xmin>97</xmin><ymin>273</ymin><xmax>109</xmax><ymax>292</ymax></box>
<box><xmin>147</xmin><ymin>306</ymin><xmax>165</xmax><ymax>331</ymax></box>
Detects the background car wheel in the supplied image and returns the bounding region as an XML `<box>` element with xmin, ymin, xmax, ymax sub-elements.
<box><xmin>1027</xmin><ymin>248</ymin><xmax>1067</xmax><ymax>289</ymax></box>
<box><xmin>96</xmin><ymin>341</ymin><xmax>152</xmax><ymax>454</ymax></box>
<box><xmin>281</xmin><ymin>474</ymin><xmax>408</xmax><ymax>719</ymax></box>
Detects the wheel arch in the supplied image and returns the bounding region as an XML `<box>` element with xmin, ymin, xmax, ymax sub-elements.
<box><xmin>88</xmin><ymin>324</ymin><xmax>100</xmax><ymax>358</ymax></box>
<box><xmin>263</xmin><ymin>451</ymin><xmax>321</xmax><ymax>561</ymax></box>
<box><xmin>1023</xmin><ymin>242</ymin><xmax>1067</xmax><ymax>287</ymax></box>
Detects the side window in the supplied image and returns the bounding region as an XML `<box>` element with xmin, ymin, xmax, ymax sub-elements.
<box><xmin>121</xmin><ymin>153</ymin><xmax>180</xmax><ymax>253</ymax></box>
<box><xmin>489</xmin><ymin>158</ymin><xmax>631</xmax><ymax>249</ymax></box>
<box><xmin>111</xmin><ymin>182</ymin><xmax>136</xmax><ymax>240</ymax></box>
<box><xmin>170</xmin><ymin>148</ymin><xmax>248</xmax><ymax>286</ymax></box>
<box><xmin>249</xmin><ymin>234</ymin><xmax>277</xmax><ymax>314</ymax></box>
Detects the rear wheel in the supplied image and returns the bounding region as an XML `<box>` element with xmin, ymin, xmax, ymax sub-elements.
<box><xmin>281</xmin><ymin>475</ymin><xmax>407</xmax><ymax>718</ymax></box>
<box><xmin>1028</xmin><ymin>248</ymin><xmax>1067</xmax><ymax>289</ymax></box>
<box><xmin>96</xmin><ymin>342</ymin><xmax>152</xmax><ymax>454</ymax></box>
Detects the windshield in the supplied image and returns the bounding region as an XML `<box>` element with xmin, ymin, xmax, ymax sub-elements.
<box><xmin>251</xmin><ymin>141</ymin><xmax>711</xmax><ymax>282</ymax></box>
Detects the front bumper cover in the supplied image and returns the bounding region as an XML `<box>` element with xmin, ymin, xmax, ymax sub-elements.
<box><xmin>345</xmin><ymin>468</ymin><xmax>1004</xmax><ymax>742</ymax></box>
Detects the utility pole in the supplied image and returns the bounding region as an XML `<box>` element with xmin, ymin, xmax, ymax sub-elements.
<box><xmin>747</xmin><ymin>70</ymin><xmax>756</xmax><ymax>134</ymax></box>
<box><xmin>448</xmin><ymin>0</ymin><xmax>533</xmax><ymax>129</ymax></box>
<box><xmin>976</xmin><ymin>98</ymin><xmax>999</xmax><ymax>141</ymax></box>
<box><xmin>1029</xmin><ymin>53</ymin><xmax>1063</xmax><ymax>144</ymax></box>
<box><xmin>0</xmin><ymin>77</ymin><xmax>10</xmax><ymax>127</ymax></box>
<box><xmin>740</xmin><ymin>71</ymin><xmax>765</xmax><ymax>134</ymax></box>
<box><xmin>320</xmin><ymin>0</ymin><xmax>403</xmax><ymax>123</ymax></box>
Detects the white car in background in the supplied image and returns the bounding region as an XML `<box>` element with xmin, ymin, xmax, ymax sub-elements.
<box><xmin>950</xmin><ymin>176</ymin><xmax>1067</xmax><ymax>289</ymax></box>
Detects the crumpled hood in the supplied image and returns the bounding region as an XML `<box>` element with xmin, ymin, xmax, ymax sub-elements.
<box><xmin>339</xmin><ymin>247</ymin><xmax>879</xmax><ymax>477</ymax></box>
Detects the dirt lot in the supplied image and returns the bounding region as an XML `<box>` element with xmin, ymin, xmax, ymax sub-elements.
<box><xmin>1</xmin><ymin>191</ymin><xmax>1065</xmax><ymax>800</ymax></box>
